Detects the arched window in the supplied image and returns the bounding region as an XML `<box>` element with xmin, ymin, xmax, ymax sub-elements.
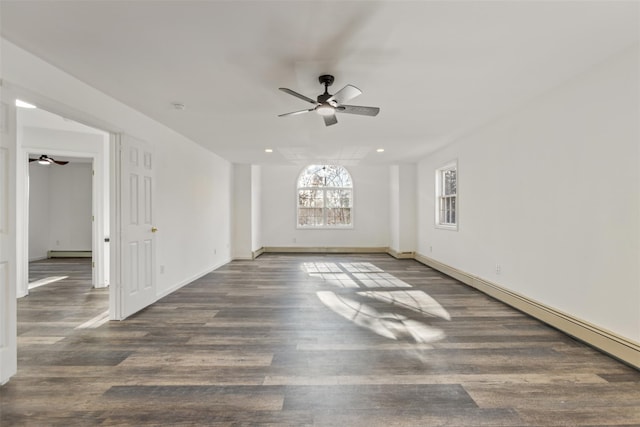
<box><xmin>297</xmin><ymin>165</ymin><xmax>353</xmax><ymax>228</ymax></box>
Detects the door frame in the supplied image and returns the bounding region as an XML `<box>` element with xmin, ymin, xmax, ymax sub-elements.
<box><xmin>2</xmin><ymin>82</ymin><xmax>119</xmax><ymax>384</ymax></box>
<box><xmin>17</xmin><ymin>116</ymin><xmax>110</xmax><ymax>298</ymax></box>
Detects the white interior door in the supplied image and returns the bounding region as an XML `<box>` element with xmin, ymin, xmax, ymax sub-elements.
<box><xmin>0</xmin><ymin>100</ymin><xmax>17</xmax><ymax>384</ymax></box>
<box><xmin>118</xmin><ymin>134</ymin><xmax>156</xmax><ymax>318</ymax></box>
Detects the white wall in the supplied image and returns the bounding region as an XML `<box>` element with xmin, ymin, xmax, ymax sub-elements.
<box><xmin>48</xmin><ymin>163</ymin><xmax>92</xmax><ymax>252</ymax></box>
<box><xmin>154</xmin><ymin>143</ymin><xmax>231</xmax><ymax>295</ymax></box>
<box><xmin>389</xmin><ymin>165</ymin><xmax>400</xmax><ymax>251</ymax></box>
<box><xmin>417</xmin><ymin>45</ymin><xmax>640</xmax><ymax>341</ymax></box>
<box><xmin>28</xmin><ymin>162</ymin><xmax>92</xmax><ymax>259</ymax></box>
<box><xmin>232</xmin><ymin>164</ymin><xmax>252</xmax><ymax>259</ymax></box>
<box><xmin>261</xmin><ymin>165</ymin><xmax>390</xmax><ymax>248</ymax></box>
<box><xmin>3</xmin><ymin>38</ymin><xmax>232</xmax><ymax>299</ymax></box>
<box><xmin>389</xmin><ymin>164</ymin><xmax>417</xmax><ymax>254</ymax></box>
<box><xmin>251</xmin><ymin>165</ymin><xmax>262</xmax><ymax>252</ymax></box>
<box><xmin>27</xmin><ymin>163</ymin><xmax>49</xmax><ymax>261</ymax></box>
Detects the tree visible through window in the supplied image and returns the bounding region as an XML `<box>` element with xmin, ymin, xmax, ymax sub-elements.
<box><xmin>297</xmin><ymin>165</ymin><xmax>353</xmax><ymax>228</ymax></box>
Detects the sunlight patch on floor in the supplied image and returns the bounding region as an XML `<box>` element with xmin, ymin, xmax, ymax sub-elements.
<box><xmin>302</xmin><ymin>261</ymin><xmax>450</xmax><ymax>344</ymax></box>
<box><xmin>28</xmin><ymin>276</ymin><xmax>69</xmax><ymax>290</ymax></box>
<box><xmin>75</xmin><ymin>310</ymin><xmax>109</xmax><ymax>329</ymax></box>
<box><xmin>357</xmin><ymin>290</ymin><xmax>451</xmax><ymax>320</ymax></box>
<box><xmin>316</xmin><ymin>291</ymin><xmax>445</xmax><ymax>343</ymax></box>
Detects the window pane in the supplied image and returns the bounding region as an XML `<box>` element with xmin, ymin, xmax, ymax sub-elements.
<box><xmin>298</xmin><ymin>189</ymin><xmax>324</xmax><ymax>208</ymax></box>
<box><xmin>298</xmin><ymin>165</ymin><xmax>353</xmax><ymax>188</ymax></box>
<box><xmin>443</xmin><ymin>169</ymin><xmax>456</xmax><ymax>196</ymax></box>
<box><xmin>451</xmin><ymin>197</ymin><xmax>456</xmax><ymax>223</ymax></box>
<box><xmin>327</xmin><ymin>208</ymin><xmax>351</xmax><ymax>225</ymax></box>
<box><xmin>298</xmin><ymin>165</ymin><xmax>327</xmax><ymax>187</ymax></box>
<box><xmin>324</xmin><ymin>165</ymin><xmax>353</xmax><ymax>188</ymax></box>
<box><xmin>325</xmin><ymin>189</ymin><xmax>352</xmax><ymax>208</ymax></box>
<box><xmin>298</xmin><ymin>208</ymin><xmax>324</xmax><ymax>227</ymax></box>
<box><xmin>297</xmin><ymin>165</ymin><xmax>353</xmax><ymax>228</ymax></box>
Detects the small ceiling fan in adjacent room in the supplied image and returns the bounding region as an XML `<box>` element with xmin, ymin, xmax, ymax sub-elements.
<box><xmin>278</xmin><ymin>74</ymin><xmax>380</xmax><ymax>127</ymax></box>
<box><xmin>29</xmin><ymin>155</ymin><xmax>69</xmax><ymax>165</ymax></box>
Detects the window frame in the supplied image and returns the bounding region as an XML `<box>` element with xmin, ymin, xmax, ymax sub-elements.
<box><xmin>296</xmin><ymin>165</ymin><xmax>354</xmax><ymax>230</ymax></box>
<box><xmin>435</xmin><ymin>161</ymin><xmax>458</xmax><ymax>231</ymax></box>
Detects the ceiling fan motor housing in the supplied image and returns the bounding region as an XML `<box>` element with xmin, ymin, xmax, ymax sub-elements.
<box><xmin>317</xmin><ymin>75</ymin><xmax>335</xmax><ymax>104</ymax></box>
<box><xmin>318</xmin><ymin>74</ymin><xmax>334</xmax><ymax>87</ymax></box>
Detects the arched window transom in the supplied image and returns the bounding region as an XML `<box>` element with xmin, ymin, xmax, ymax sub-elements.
<box><xmin>297</xmin><ymin>165</ymin><xmax>353</xmax><ymax>228</ymax></box>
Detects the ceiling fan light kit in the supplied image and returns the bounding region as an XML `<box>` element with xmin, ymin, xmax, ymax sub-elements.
<box><xmin>278</xmin><ymin>74</ymin><xmax>380</xmax><ymax>126</ymax></box>
<box><xmin>316</xmin><ymin>104</ymin><xmax>335</xmax><ymax>116</ymax></box>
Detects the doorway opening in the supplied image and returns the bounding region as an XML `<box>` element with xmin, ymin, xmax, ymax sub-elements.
<box><xmin>17</xmin><ymin>103</ymin><xmax>110</xmax><ymax>326</ymax></box>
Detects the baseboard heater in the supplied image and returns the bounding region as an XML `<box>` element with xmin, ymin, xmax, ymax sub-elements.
<box><xmin>47</xmin><ymin>250</ymin><xmax>92</xmax><ymax>258</ymax></box>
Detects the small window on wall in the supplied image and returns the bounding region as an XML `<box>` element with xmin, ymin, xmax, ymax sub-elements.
<box><xmin>436</xmin><ymin>162</ymin><xmax>457</xmax><ymax>230</ymax></box>
<box><xmin>297</xmin><ymin>165</ymin><xmax>353</xmax><ymax>228</ymax></box>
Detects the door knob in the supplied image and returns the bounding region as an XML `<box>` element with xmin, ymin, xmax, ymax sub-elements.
<box><xmin>151</xmin><ymin>227</ymin><xmax>158</xmax><ymax>233</ymax></box>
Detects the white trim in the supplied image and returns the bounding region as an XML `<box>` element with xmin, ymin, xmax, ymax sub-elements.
<box><xmin>252</xmin><ymin>247</ymin><xmax>265</xmax><ymax>259</ymax></box>
<box><xmin>386</xmin><ymin>248</ymin><xmax>415</xmax><ymax>259</ymax></box>
<box><xmin>47</xmin><ymin>251</ymin><xmax>92</xmax><ymax>258</ymax></box>
<box><xmin>414</xmin><ymin>253</ymin><xmax>640</xmax><ymax>370</ymax></box>
<box><xmin>109</xmin><ymin>134</ymin><xmax>122</xmax><ymax>320</ymax></box>
<box><xmin>264</xmin><ymin>246</ymin><xmax>388</xmax><ymax>254</ymax></box>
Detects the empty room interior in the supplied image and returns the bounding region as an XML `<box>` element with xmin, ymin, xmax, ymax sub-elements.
<box><xmin>0</xmin><ymin>1</ymin><xmax>639</xmax><ymax>426</ymax></box>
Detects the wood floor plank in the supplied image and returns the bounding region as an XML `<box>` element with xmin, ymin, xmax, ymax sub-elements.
<box><xmin>1</xmin><ymin>254</ymin><xmax>639</xmax><ymax>426</ymax></box>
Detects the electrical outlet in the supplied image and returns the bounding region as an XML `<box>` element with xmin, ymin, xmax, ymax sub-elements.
<box><xmin>293</xmin><ymin>237</ymin><xmax>297</xmax><ymax>243</ymax></box>
<box><xmin>214</xmin><ymin>249</ymin><xmax>217</xmax><ymax>255</ymax></box>
<box><xmin>495</xmin><ymin>264</ymin><xmax>501</xmax><ymax>274</ymax></box>
<box><xmin>429</xmin><ymin>246</ymin><xmax>433</xmax><ymax>252</ymax></box>
<box><xmin>160</xmin><ymin>265</ymin><xmax>165</xmax><ymax>274</ymax></box>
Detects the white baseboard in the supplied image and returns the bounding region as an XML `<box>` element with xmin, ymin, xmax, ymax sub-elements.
<box><xmin>387</xmin><ymin>248</ymin><xmax>416</xmax><ymax>259</ymax></box>
<box><xmin>414</xmin><ymin>253</ymin><xmax>640</xmax><ymax>370</ymax></box>
<box><xmin>252</xmin><ymin>247</ymin><xmax>265</xmax><ymax>259</ymax></box>
<box><xmin>231</xmin><ymin>247</ymin><xmax>265</xmax><ymax>261</ymax></box>
<box><xmin>263</xmin><ymin>246</ymin><xmax>388</xmax><ymax>254</ymax></box>
<box><xmin>28</xmin><ymin>256</ymin><xmax>48</xmax><ymax>262</ymax></box>
<box><xmin>47</xmin><ymin>250</ymin><xmax>92</xmax><ymax>258</ymax></box>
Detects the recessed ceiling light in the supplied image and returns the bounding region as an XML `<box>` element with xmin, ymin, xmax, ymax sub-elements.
<box><xmin>376</xmin><ymin>148</ymin><xmax>385</xmax><ymax>153</ymax></box>
<box><xmin>16</xmin><ymin>99</ymin><xmax>37</xmax><ymax>109</ymax></box>
<box><xmin>172</xmin><ymin>102</ymin><xmax>186</xmax><ymax>110</ymax></box>
<box><xmin>265</xmin><ymin>148</ymin><xmax>273</xmax><ymax>153</ymax></box>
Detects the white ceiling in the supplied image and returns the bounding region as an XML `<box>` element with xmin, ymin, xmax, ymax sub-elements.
<box><xmin>2</xmin><ymin>1</ymin><xmax>638</xmax><ymax>165</ymax></box>
<box><xmin>20</xmin><ymin>107</ymin><xmax>106</xmax><ymax>164</ymax></box>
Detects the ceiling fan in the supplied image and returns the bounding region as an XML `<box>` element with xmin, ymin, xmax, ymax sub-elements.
<box><xmin>29</xmin><ymin>155</ymin><xmax>69</xmax><ymax>165</ymax></box>
<box><xmin>278</xmin><ymin>75</ymin><xmax>380</xmax><ymax>127</ymax></box>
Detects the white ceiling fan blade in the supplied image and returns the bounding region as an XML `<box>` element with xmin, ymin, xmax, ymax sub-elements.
<box><xmin>278</xmin><ymin>108</ymin><xmax>315</xmax><ymax>117</ymax></box>
<box><xmin>323</xmin><ymin>114</ymin><xmax>338</xmax><ymax>126</ymax></box>
<box><xmin>279</xmin><ymin>88</ymin><xmax>318</xmax><ymax>105</ymax></box>
<box><xmin>327</xmin><ymin>84</ymin><xmax>362</xmax><ymax>105</ymax></box>
<box><xmin>337</xmin><ymin>105</ymin><xmax>380</xmax><ymax>116</ymax></box>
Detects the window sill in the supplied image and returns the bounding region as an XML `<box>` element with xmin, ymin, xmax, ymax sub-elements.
<box><xmin>435</xmin><ymin>223</ymin><xmax>458</xmax><ymax>231</ymax></box>
<box><xmin>297</xmin><ymin>226</ymin><xmax>354</xmax><ymax>230</ymax></box>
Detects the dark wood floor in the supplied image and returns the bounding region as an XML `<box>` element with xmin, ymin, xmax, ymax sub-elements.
<box><xmin>1</xmin><ymin>254</ymin><xmax>639</xmax><ymax>426</ymax></box>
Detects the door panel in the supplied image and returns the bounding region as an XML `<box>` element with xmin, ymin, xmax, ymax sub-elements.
<box><xmin>120</xmin><ymin>135</ymin><xmax>156</xmax><ymax>318</ymax></box>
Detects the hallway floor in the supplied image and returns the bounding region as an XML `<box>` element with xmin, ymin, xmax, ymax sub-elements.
<box><xmin>1</xmin><ymin>254</ymin><xmax>639</xmax><ymax>426</ymax></box>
